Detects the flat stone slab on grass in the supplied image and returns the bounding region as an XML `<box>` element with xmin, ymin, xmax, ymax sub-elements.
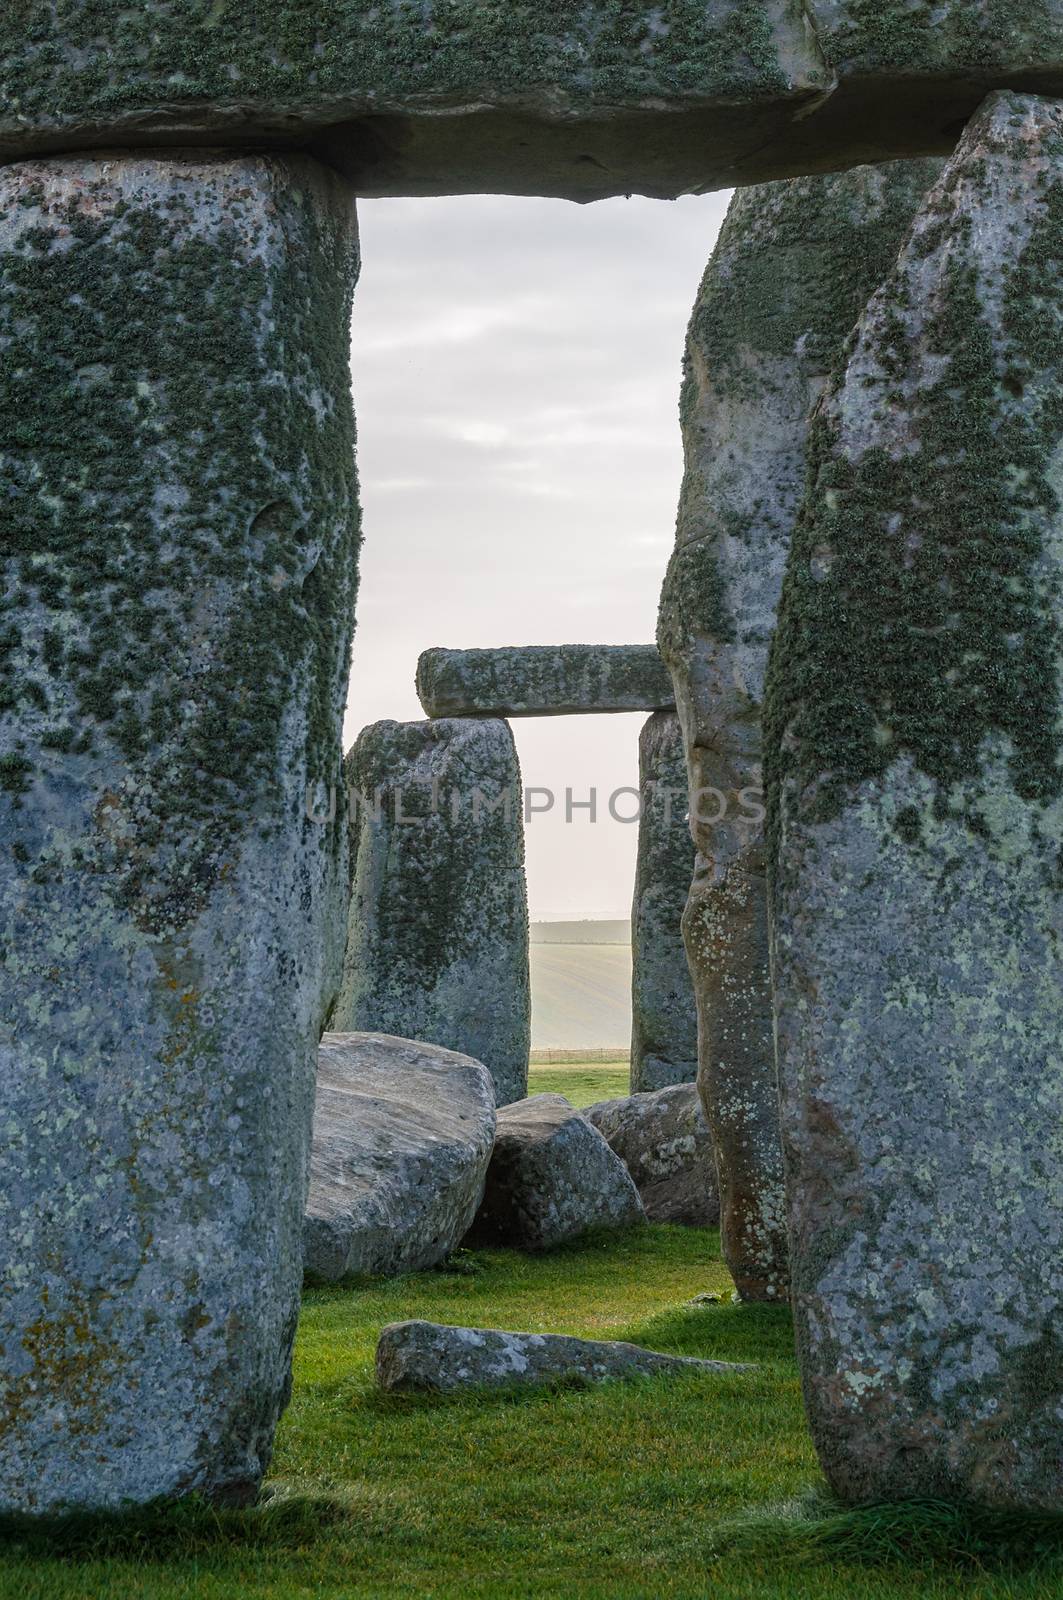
<box><xmin>417</xmin><ymin>645</ymin><xmax>675</xmax><ymax>718</ymax></box>
<box><xmin>305</xmin><ymin>1034</ymin><xmax>496</xmax><ymax>1283</ymax></box>
<box><xmin>376</xmin><ymin>1320</ymin><xmax>751</xmax><ymax>1393</ymax></box>
<box><xmin>465</xmin><ymin>1094</ymin><xmax>644</xmax><ymax>1251</ymax></box>
<box><xmin>585</xmin><ymin>1084</ymin><xmax>719</xmax><ymax>1228</ymax></box>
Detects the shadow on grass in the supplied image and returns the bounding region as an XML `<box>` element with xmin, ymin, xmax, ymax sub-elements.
<box><xmin>709</xmin><ymin>1490</ymin><xmax>1063</xmax><ymax>1575</ymax></box>
<box><xmin>0</xmin><ymin>1484</ymin><xmax>358</xmax><ymax>1561</ymax></box>
<box><xmin>624</xmin><ymin>1300</ymin><xmax>796</xmax><ymax>1368</ymax></box>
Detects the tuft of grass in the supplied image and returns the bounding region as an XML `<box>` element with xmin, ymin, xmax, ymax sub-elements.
<box><xmin>710</xmin><ymin>1491</ymin><xmax>1063</xmax><ymax>1574</ymax></box>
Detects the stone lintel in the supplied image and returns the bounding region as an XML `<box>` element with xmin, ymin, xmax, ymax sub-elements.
<box><xmin>416</xmin><ymin>646</ymin><xmax>676</xmax><ymax>719</ymax></box>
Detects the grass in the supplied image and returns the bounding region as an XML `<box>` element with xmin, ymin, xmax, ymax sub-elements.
<box><xmin>528</xmin><ymin>1060</ymin><xmax>630</xmax><ymax>1107</ymax></box>
<box><xmin>4</xmin><ymin>1066</ymin><xmax>1062</xmax><ymax>1599</ymax></box>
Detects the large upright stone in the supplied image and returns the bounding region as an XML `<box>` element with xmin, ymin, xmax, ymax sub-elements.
<box><xmin>630</xmin><ymin>712</ymin><xmax>697</xmax><ymax>1092</ymax></box>
<box><xmin>766</xmin><ymin>91</ymin><xmax>1063</xmax><ymax>1508</ymax></box>
<box><xmin>658</xmin><ymin>158</ymin><xmax>941</xmax><ymax>1302</ymax></box>
<box><xmin>0</xmin><ymin>154</ymin><xmax>359</xmax><ymax>1512</ymax></box>
<box><xmin>335</xmin><ymin>718</ymin><xmax>529</xmax><ymax>1106</ymax></box>
<box><xmin>4</xmin><ymin>5</ymin><xmax>1063</xmax><ymax>195</ymax></box>
<box><xmin>417</xmin><ymin>645</ymin><xmax>674</xmax><ymax>719</ymax></box>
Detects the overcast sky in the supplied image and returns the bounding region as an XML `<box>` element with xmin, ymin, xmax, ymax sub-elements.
<box><xmin>346</xmin><ymin>191</ymin><xmax>731</xmax><ymax>920</ymax></box>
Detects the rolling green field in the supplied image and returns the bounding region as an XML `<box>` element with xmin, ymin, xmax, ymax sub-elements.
<box><xmin>528</xmin><ymin>1060</ymin><xmax>630</xmax><ymax>1107</ymax></box>
<box><xmin>3</xmin><ymin>1067</ymin><xmax>1061</xmax><ymax>1599</ymax></box>
<box><xmin>529</xmin><ymin>943</ymin><xmax>632</xmax><ymax>1052</ymax></box>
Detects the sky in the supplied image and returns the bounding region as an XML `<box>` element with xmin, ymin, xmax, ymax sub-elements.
<box><xmin>345</xmin><ymin>190</ymin><xmax>731</xmax><ymax>920</ymax></box>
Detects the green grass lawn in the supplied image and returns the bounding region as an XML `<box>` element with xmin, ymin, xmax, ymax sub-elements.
<box><xmin>527</xmin><ymin>1060</ymin><xmax>630</xmax><ymax>1107</ymax></box>
<box><xmin>3</xmin><ymin>1073</ymin><xmax>1061</xmax><ymax>1598</ymax></box>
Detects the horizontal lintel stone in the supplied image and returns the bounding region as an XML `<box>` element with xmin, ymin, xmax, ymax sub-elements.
<box><xmin>5</xmin><ymin>5</ymin><xmax>1063</xmax><ymax>196</ymax></box>
<box><xmin>416</xmin><ymin>646</ymin><xmax>676</xmax><ymax>718</ymax></box>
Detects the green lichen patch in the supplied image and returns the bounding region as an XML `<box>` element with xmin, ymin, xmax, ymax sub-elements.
<box><xmin>765</xmin><ymin>108</ymin><xmax>1063</xmax><ymax>842</ymax></box>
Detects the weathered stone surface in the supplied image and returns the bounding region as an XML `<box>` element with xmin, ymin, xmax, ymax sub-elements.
<box><xmin>376</xmin><ymin>1320</ymin><xmax>749</xmax><ymax>1393</ymax></box>
<box><xmin>657</xmin><ymin>156</ymin><xmax>941</xmax><ymax>1302</ymax></box>
<box><xmin>305</xmin><ymin>1034</ymin><xmax>496</xmax><ymax>1283</ymax></box>
<box><xmin>417</xmin><ymin>645</ymin><xmax>675</xmax><ymax>719</ymax></box>
<box><xmin>0</xmin><ymin>153</ymin><xmax>359</xmax><ymax>1513</ymax></box>
<box><xmin>585</xmin><ymin>1084</ymin><xmax>719</xmax><ymax>1227</ymax></box>
<box><xmin>766</xmin><ymin>91</ymin><xmax>1063</xmax><ymax>1508</ymax></box>
<box><xmin>631</xmin><ymin>712</ymin><xmax>697</xmax><ymax>1091</ymax></box>
<box><xmin>334</xmin><ymin>718</ymin><xmax>529</xmax><ymax>1106</ymax></box>
<box><xmin>4</xmin><ymin>6</ymin><xmax>1063</xmax><ymax>196</ymax></box>
<box><xmin>466</xmin><ymin>1095</ymin><xmax>644</xmax><ymax>1251</ymax></box>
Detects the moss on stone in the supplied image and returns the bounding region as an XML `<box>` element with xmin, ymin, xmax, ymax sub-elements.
<box><xmin>765</xmin><ymin>115</ymin><xmax>1063</xmax><ymax>840</ymax></box>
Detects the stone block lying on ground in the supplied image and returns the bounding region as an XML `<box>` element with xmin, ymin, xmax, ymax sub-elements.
<box><xmin>305</xmin><ymin>1034</ymin><xmax>496</xmax><ymax>1283</ymax></box>
<box><xmin>465</xmin><ymin>1095</ymin><xmax>644</xmax><ymax>1251</ymax></box>
<box><xmin>375</xmin><ymin>1320</ymin><xmax>751</xmax><ymax>1393</ymax></box>
<box><xmin>585</xmin><ymin>1084</ymin><xmax>719</xmax><ymax>1227</ymax></box>
<box><xmin>416</xmin><ymin>645</ymin><xmax>675</xmax><ymax>718</ymax></box>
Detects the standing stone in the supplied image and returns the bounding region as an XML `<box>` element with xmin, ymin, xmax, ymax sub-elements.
<box><xmin>657</xmin><ymin>157</ymin><xmax>941</xmax><ymax>1300</ymax></box>
<box><xmin>766</xmin><ymin>91</ymin><xmax>1063</xmax><ymax>1507</ymax></box>
<box><xmin>0</xmin><ymin>154</ymin><xmax>360</xmax><ymax>1512</ymax></box>
<box><xmin>630</xmin><ymin>712</ymin><xmax>697</xmax><ymax>1091</ymax></box>
<box><xmin>335</xmin><ymin>718</ymin><xmax>529</xmax><ymax>1105</ymax></box>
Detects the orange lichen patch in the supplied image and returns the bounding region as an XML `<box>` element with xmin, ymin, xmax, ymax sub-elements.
<box><xmin>0</xmin><ymin>1286</ymin><xmax>128</xmax><ymax>1446</ymax></box>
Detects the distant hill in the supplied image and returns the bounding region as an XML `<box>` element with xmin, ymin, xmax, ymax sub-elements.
<box><xmin>529</xmin><ymin>921</ymin><xmax>632</xmax><ymax>1050</ymax></box>
<box><xmin>530</xmin><ymin>919</ymin><xmax>630</xmax><ymax>946</ymax></box>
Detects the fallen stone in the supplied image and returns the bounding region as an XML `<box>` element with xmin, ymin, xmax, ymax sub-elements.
<box><xmin>333</xmin><ymin>718</ymin><xmax>530</xmax><ymax>1106</ymax></box>
<box><xmin>305</xmin><ymin>1034</ymin><xmax>496</xmax><ymax>1283</ymax></box>
<box><xmin>657</xmin><ymin>156</ymin><xmax>942</xmax><ymax>1301</ymax></box>
<box><xmin>465</xmin><ymin>1095</ymin><xmax>645</xmax><ymax>1251</ymax></box>
<box><xmin>766</xmin><ymin>91</ymin><xmax>1063</xmax><ymax>1509</ymax></box>
<box><xmin>631</xmin><ymin>712</ymin><xmax>698</xmax><ymax>1091</ymax></box>
<box><xmin>585</xmin><ymin>1084</ymin><xmax>719</xmax><ymax>1228</ymax></box>
<box><xmin>0</xmin><ymin>152</ymin><xmax>359</xmax><ymax>1514</ymax></box>
<box><xmin>375</xmin><ymin>1320</ymin><xmax>750</xmax><ymax>1394</ymax></box>
<box><xmin>3</xmin><ymin>7</ymin><xmax>1063</xmax><ymax>197</ymax></box>
<box><xmin>416</xmin><ymin>645</ymin><xmax>675</xmax><ymax>719</ymax></box>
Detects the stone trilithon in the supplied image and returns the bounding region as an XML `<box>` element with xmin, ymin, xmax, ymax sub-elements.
<box><xmin>0</xmin><ymin>154</ymin><xmax>360</xmax><ymax>1512</ymax></box>
<box><xmin>658</xmin><ymin>156</ymin><xmax>942</xmax><ymax>1301</ymax></box>
<box><xmin>767</xmin><ymin>91</ymin><xmax>1063</xmax><ymax>1507</ymax></box>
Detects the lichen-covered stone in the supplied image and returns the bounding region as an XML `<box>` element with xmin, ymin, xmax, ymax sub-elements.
<box><xmin>305</xmin><ymin>1034</ymin><xmax>496</xmax><ymax>1283</ymax></box>
<box><xmin>3</xmin><ymin>5</ymin><xmax>1063</xmax><ymax>196</ymax></box>
<box><xmin>334</xmin><ymin>718</ymin><xmax>529</xmax><ymax>1106</ymax></box>
<box><xmin>658</xmin><ymin>156</ymin><xmax>940</xmax><ymax>1303</ymax></box>
<box><xmin>630</xmin><ymin>712</ymin><xmax>697</xmax><ymax>1092</ymax></box>
<box><xmin>585</xmin><ymin>1083</ymin><xmax>720</xmax><ymax>1227</ymax></box>
<box><xmin>417</xmin><ymin>645</ymin><xmax>675</xmax><ymax>719</ymax></box>
<box><xmin>465</xmin><ymin>1095</ymin><xmax>645</xmax><ymax>1251</ymax></box>
<box><xmin>766</xmin><ymin>91</ymin><xmax>1063</xmax><ymax>1508</ymax></box>
<box><xmin>0</xmin><ymin>153</ymin><xmax>360</xmax><ymax>1513</ymax></box>
<box><xmin>376</xmin><ymin>1320</ymin><xmax>748</xmax><ymax>1394</ymax></box>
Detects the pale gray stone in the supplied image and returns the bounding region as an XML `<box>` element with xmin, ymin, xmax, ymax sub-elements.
<box><xmin>305</xmin><ymin>1034</ymin><xmax>496</xmax><ymax>1283</ymax></box>
<box><xmin>334</xmin><ymin>718</ymin><xmax>529</xmax><ymax>1107</ymax></box>
<box><xmin>767</xmin><ymin>92</ymin><xmax>1063</xmax><ymax>1508</ymax></box>
<box><xmin>585</xmin><ymin>1084</ymin><xmax>719</xmax><ymax>1228</ymax></box>
<box><xmin>466</xmin><ymin>1095</ymin><xmax>645</xmax><ymax>1251</ymax></box>
<box><xmin>375</xmin><ymin>1320</ymin><xmax>751</xmax><ymax>1394</ymax></box>
<box><xmin>4</xmin><ymin>6</ymin><xmax>1063</xmax><ymax>196</ymax></box>
<box><xmin>631</xmin><ymin>712</ymin><xmax>697</xmax><ymax>1092</ymax></box>
<box><xmin>657</xmin><ymin>157</ymin><xmax>941</xmax><ymax>1301</ymax></box>
<box><xmin>416</xmin><ymin>645</ymin><xmax>675</xmax><ymax>718</ymax></box>
<box><xmin>0</xmin><ymin>153</ymin><xmax>359</xmax><ymax>1514</ymax></box>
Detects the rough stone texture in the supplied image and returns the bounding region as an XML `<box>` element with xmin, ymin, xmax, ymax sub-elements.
<box><xmin>417</xmin><ymin>645</ymin><xmax>675</xmax><ymax>719</ymax></box>
<box><xmin>657</xmin><ymin>156</ymin><xmax>941</xmax><ymax>1303</ymax></box>
<box><xmin>376</xmin><ymin>1320</ymin><xmax>749</xmax><ymax>1393</ymax></box>
<box><xmin>0</xmin><ymin>154</ymin><xmax>359</xmax><ymax>1513</ymax></box>
<box><xmin>334</xmin><ymin>718</ymin><xmax>529</xmax><ymax>1106</ymax></box>
<box><xmin>466</xmin><ymin>1095</ymin><xmax>645</xmax><ymax>1251</ymax></box>
<box><xmin>305</xmin><ymin>1034</ymin><xmax>496</xmax><ymax>1283</ymax></box>
<box><xmin>4</xmin><ymin>6</ymin><xmax>1063</xmax><ymax>196</ymax></box>
<box><xmin>631</xmin><ymin>712</ymin><xmax>698</xmax><ymax>1091</ymax></box>
<box><xmin>585</xmin><ymin>1084</ymin><xmax>720</xmax><ymax>1228</ymax></box>
<box><xmin>766</xmin><ymin>91</ymin><xmax>1063</xmax><ymax>1508</ymax></box>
